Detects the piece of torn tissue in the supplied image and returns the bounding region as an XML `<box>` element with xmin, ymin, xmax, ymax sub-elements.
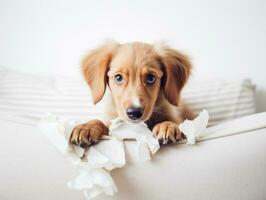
<box><xmin>38</xmin><ymin>110</ymin><xmax>209</xmax><ymax>199</ymax></box>
<box><xmin>37</xmin><ymin>114</ymin><xmax>159</xmax><ymax>200</ymax></box>
<box><xmin>179</xmin><ymin>109</ymin><xmax>209</xmax><ymax>144</ymax></box>
<box><xmin>110</xmin><ymin>118</ymin><xmax>160</xmax><ymax>161</ymax></box>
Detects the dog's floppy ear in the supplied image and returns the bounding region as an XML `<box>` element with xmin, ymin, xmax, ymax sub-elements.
<box><xmin>159</xmin><ymin>47</ymin><xmax>192</xmax><ymax>106</ymax></box>
<box><xmin>82</xmin><ymin>42</ymin><xmax>118</xmax><ymax>104</ymax></box>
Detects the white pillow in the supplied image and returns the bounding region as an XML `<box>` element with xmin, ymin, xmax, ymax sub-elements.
<box><xmin>0</xmin><ymin>67</ymin><xmax>256</xmax><ymax>126</ymax></box>
<box><xmin>182</xmin><ymin>79</ymin><xmax>256</xmax><ymax>126</ymax></box>
<box><xmin>0</xmin><ymin>67</ymin><xmax>102</xmax><ymax>125</ymax></box>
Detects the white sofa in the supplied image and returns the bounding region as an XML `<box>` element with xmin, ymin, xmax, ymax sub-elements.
<box><xmin>0</xmin><ymin>67</ymin><xmax>265</xmax><ymax>200</ymax></box>
<box><xmin>0</xmin><ymin>118</ymin><xmax>266</xmax><ymax>200</ymax></box>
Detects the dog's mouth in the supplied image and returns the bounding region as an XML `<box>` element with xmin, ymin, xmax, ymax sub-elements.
<box><xmin>124</xmin><ymin>118</ymin><xmax>145</xmax><ymax>123</ymax></box>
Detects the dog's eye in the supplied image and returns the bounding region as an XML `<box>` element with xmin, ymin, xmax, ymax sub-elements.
<box><xmin>114</xmin><ymin>74</ymin><xmax>123</xmax><ymax>84</ymax></box>
<box><xmin>145</xmin><ymin>74</ymin><xmax>156</xmax><ymax>85</ymax></box>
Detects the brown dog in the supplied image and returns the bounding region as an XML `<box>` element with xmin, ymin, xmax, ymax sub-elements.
<box><xmin>70</xmin><ymin>41</ymin><xmax>194</xmax><ymax>148</ymax></box>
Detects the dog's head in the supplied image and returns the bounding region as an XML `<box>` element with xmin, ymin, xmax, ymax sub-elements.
<box><xmin>82</xmin><ymin>41</ymin><xmax>192</xmax><ymax>122</ymax></box>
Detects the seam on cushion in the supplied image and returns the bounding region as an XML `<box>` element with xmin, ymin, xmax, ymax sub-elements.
<box><xmin>234</xmin><ymin>79</ymin><xmax>254</xmax><ymax>118</ymax></box>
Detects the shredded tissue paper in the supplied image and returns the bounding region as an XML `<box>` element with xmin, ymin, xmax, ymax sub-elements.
<box><xmin>37</xmin><ymin>110</ymin><xmax>209</xmax><ymax>200</ymax></box>
<box><xmin>179</xmin><ymin>110</ymin><xmax>209</xmax><ymax>144</ymax></box>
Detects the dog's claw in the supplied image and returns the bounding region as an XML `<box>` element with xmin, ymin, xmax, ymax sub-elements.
<box><xmin>69</xmin><ymin>119</ymin><xmax>108</xmax><ymax>149</ymax></box>
<box><xmin>163</xmin><ymin>138</ymin><xmax>168</xmax><ymax>145</ymax></box>
<box><xmin>79</xmin><ymin>141</ymin><xmax>91</xmax><ymax>149</ymax></box>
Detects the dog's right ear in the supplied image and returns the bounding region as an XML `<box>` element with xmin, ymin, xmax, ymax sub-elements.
<box><xmin>81</xmin><ymin>42</ymin><xmax>118</xmax><ymax>104</ymax></box>
<box><xmin>157</xmin><ymin>45</ymin><xmax>192</xmax><ymax>106</ymax></box>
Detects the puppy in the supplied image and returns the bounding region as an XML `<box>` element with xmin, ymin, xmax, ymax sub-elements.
<box><xmin>70</xmin><ymin>41</ymin><xmax>194</xmax><ymax>148</ymax></box>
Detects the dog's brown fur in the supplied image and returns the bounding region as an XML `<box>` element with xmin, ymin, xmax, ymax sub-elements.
<box><xmin>70</xmin><ymin>41</ymin><xmax>194</xmax><ymax>147</ymax></box>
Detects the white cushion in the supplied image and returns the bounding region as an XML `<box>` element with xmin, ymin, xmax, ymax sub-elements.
<box><xmin>0</xmin><ymin>67</ymin><xmax>100</xmax><ymax>125</ymax></box>
<box><xmin>0</xmin><ymin>67</ymin><xmax>256</xmax><ymax>126</ymax></box>
<box><xmin>182</xmin><ymin>79</ymin><xmax>256</xmax><ymax>126</ymax></box>
<box><xmin>1</xmin><ymin>118</ymin><xmax>266</xmax><ymax>200</ymax></box>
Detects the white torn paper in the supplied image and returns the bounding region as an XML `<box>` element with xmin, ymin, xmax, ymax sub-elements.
<box><xmin>38</xmin><ymin>114</ymin><xmax>123</xmax><ymax>200</ymax></box>
<box><xmin>179</xmin><ymin>110</ymin><xmax>209</xmax><ymax>144</ymax></box>
<box><xmin>33</xmin><ymin>110</ymin><xmax>266</xmax><ymax>199</ymax></box>
<box><xmin>37</xmin><ymin>114</ymin><xmax>159</xmax><ymax>200</ymax></box>
<box><xmin>109</xmin><ymin>118</ymin><xmax>160</xmax><ymax>162</ymax></box>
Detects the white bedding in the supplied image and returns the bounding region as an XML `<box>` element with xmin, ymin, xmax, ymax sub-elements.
<box><xmin>0</xmin><ymin>66</ymin><xmax>256</xmax><ymax>127</ymax></box>
<box><xmin>1</xmin><ymin>114</ymin><xmax>266</xmax><ymax>200</ymax></box>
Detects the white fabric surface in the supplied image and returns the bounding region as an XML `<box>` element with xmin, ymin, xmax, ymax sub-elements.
<box><xmin>0</xmin><ymin>116</ymin><xmax>266</xmax><ymax>200</ymax></box>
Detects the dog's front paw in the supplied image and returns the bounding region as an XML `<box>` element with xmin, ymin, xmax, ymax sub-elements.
<box><xmin>69</xmin><ymin>119</ymin><xmax>109</xmax><ymax>148</ymax></box>
<box><xmin>152</xmin><ymin>121</ymin><xmax>183</xmax><ymax>145</ymax></box>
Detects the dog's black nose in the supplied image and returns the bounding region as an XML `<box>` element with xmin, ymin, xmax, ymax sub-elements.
<box><xmin>126</xmin><ymin>107</ymin><xmax>143</xmax><ymax>120</ymax></box>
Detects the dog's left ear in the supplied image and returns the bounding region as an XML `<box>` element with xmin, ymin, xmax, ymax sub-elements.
<box><xmin>82</xmin><ymin>42</ymin><xmax>118</xmax><ymax>104</ymax></box>
<box><xmin>159</xmin><ymin>47</ymin><xmax>192</xmax><ymax>106</ymax></box>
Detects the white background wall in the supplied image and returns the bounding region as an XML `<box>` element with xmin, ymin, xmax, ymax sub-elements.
<box><xmin>0</xmin><ymin>0</ymin><xmax>265</xmax><ymax>111</ymax></box>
